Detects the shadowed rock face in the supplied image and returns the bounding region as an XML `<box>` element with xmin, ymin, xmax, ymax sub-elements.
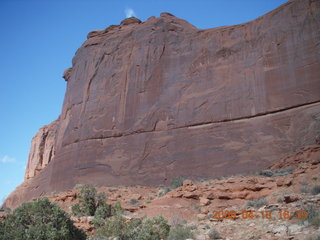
<box><xmin>5</xmin><ymin>0</ymin><xmax>320</xmax><ymax>208</ymax></box>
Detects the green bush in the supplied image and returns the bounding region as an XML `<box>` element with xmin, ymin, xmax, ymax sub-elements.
<box><xmin>258</xmin><ymin>170</ymin><xmax>274</xmax><ymax>177</ymax></box>
<box><xmin>0</xmin><ymin>198</ymin><xmax>86</xmax><ymax>240</ymax></box>
<box><xmin>111</xmin><ymin>201</ymin><xmax>124</xmax><ymax>216</ymax></box>
<box><xmin>167</xmin><ymin>224</ymin><xmax>194</xmax><ymax>240</ymax></box>
<box><xmin>300</xmin><ymin>186</ymin><xmax>310</xmax><ymax>193</ymax></box>
<box><xmin>307</xmin><ymin>205</ymin><xmax>320</xmax><ymax>227</ymax></box>
<box><xmin>130</xmin><ymin>198</ymin><xmax>139</xmax><ymax>205</ymax></box>
<box><xmin>300</xmin><ymin>204</ymin><xmax>320</xmax><ymax>227</ymax></box>
<box><xmin>72</xmin><ymin>184</ymin><xmax>97</xmax><ymax>216</ymax></box>
<box><xmin>158</xmin><ymin>187</ymin><xmax>171</xmax><ymax>197</ymax></box>
<box><xmin>140</xmin><ymin>216</ymin><xmax>170</xmax><ymax>240</ymax></box>
<box><xmin>277</xmin><ymin>196</ymin><xmax>284</xmax><ymax>203</ymax></box>
<box><xmin>208</xmin><ymin>228</ymin><xmax>221</xmax><ymax>239</ymax></box>
<box><xmin>72</xmin><ymin>184</ymin><xmax>112</xmax><ymax>221</ymax></box>
<box><xmin>246</xmin><ymin>198</ymin><xmax>268</xmax><ymax>208</ymax></box>
<box><xmin>0</xmin><ymin>221</ymin><xmax>4</xmax><ymax>238</ymax></box>
<box><xmin>258</xmin><ymin>168</ymin><xmax>294</xmax><ymax>177</ymax></box>
<box><xmin>72</xmin><ymin>185</ymin><xmax>114</xmax><ymax>229</ymax></box>
<box><xmin>96</xmin><ymin>192</ymin><xmax>107</xmax><ymax>207</ymax></box>
<box><xmin>171</xmin><ymin>176</ymin><xmax>184</xmax><ymax>189</ymax></box>
<box><xmin>311</xmin><ymin>185</ymin><xmax>320</xmax><ymax>195</ymax></box>
<box><xmin>95</xmin><ymin>215</ymin><xmax>127</xmax><ymax>238</ymax></box>
<box><xmin>157</xmin><ymin>177</ymin><xmax>185</xmax><ymax>197</ymax></box>
<box><xmin>273</xmin><ymin>168</ymin><xmax>294</xmax><ymax>177</ymax></box>
<box><xmin>305</xmin><ymin>235</ymin><xmax>320</xmax><ymax>240</ymax></box>
<box><xmin>95</xmin><ymin>215</ymin><xmax>170</xmax><ymax>240</ymax></box>
<box><xmin>93</xmin><ymin>204</ymin><xmax>112</xmax><ymax>227</ymax></box>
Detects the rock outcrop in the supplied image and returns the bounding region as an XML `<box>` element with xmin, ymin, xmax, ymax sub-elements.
<box><xmin>5</xmin><ymin>0</ymin><xmax>320</xmax><ymax>208</ymax></box>
<box><xmin>24</xmin><ymin>120</ymin><xmax>58</xmax><ymax>180</ymax></box>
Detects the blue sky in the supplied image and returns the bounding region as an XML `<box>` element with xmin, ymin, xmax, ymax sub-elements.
<box><xmin>0</xmin><ymin>0</ymin><xmax>287</xmax><ymax>206</ymax></box>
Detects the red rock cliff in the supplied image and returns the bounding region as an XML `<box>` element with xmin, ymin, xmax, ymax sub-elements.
<box><xmin>5</xmin><ymin>0</ymin><xmax>320</xmax><ymax>208</ymax></box>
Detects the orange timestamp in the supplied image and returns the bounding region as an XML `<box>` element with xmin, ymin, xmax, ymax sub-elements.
<box><xmin>208</xmin><ymin>210</ymin><xmax>308</xmax><ymax>220</ymax></box>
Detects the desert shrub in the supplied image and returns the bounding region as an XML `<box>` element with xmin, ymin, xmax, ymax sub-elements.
<box><xmin>158</xmin><ymin>187</ymin><xmax>171</xmax><ymax>197</ymax></box>
<box><xmin>72</xmin><ymin>184</ymin><xmax>112</xmax><ymax>220</ymax></box>
<box><xmin>301</xmin><ymin>186</ymin><xmax>310</xmax><ymax>193</ymax></box>
<box><xmin>0</xmin><ymin>221</ymin><xmax>4</xmax><ymax>238</ymax></box>
<box><xmin>0</xmin><ymin>205</ymin><xmax>11</xmax><ymax>214</ymax></box>
<box><xmin>93</xmin><ymin>203</ymin><xmax>112</xmax><ymax>227</ymax></box>
<box><xmin>95</xmin><ymin>215</ymin><xmax>127</xmax><ymax>238</ymax></box>
<box><xmin>305</xmin><ymin>235</ymin><xmax>320</xmax><ymax>240</ymax></box>
<box><xmin>307</xmin><ymin>205</ymin><xmax>320</xmax><ymax>227</ymax></box>
<box><xmin>277</xmin><ymin>196</ymin><xmax>284</xmax><ymax>203</ymax></box>
<box><xmin>300</xmin><ymin>204</ymin><xmax>320</xmax><ymax>227</ymax></box>
<box><xmin>157</xmin><ymin>177</ymin><xmax>185</xmax><ymax>196</ymax></box>
<box><xmin>258</xmin><ymin>168</ymin><xmax>294</xmax><ymax>177</ymax></box>
<box><xmin>246</xmin><ymin>198</ymin><xmax>268</xmax><ymax>208</ymax></box>
<box><xmin>311</xmin><ymin>185</ymin><xmax>320</xmax><ymax>195</ymax></box>
<box><xmin>193</xmin><ymin>203</ymin><xmax>201</xmax><ymax>213</ymax></box>
<box><xmin>95</xmin><ymin>215</ymin><xmax>170</xmax><ymax>240</ymax></box>
<box><xmin>204</xmin><ymin>224</ymin><xmax>211</xmax><ymax>229</ymax></box>
<box><xmin>167</xmin><ymin>223</ymin><xmax>194</xmax><ymax>240</ymax></box>
<box><xmin>171</xmin><ymin>176</ymin><xmax>184</xmax><ymax>189</ymax></box>
<box><xmin>208</xmin><ymin>228</ymin><xmax>221</xmax><ymax>239</ymax></box>
<box><xmin>273</xmin><ymin>168</ymin><xmax>294</xmax><ymax>177</ymax></box>
<box><xmin>72</xmin><ymin>184</ymin><xmax>97</xmax><ymax>216</ymax></box>
<box><xmin>130</xmin><ymin>198</ymin><xmax>139</xmax><ymax>205</ymax></box>
<box><xmin>0</xmin><ymin>197</ymin><xmax>86</xmax><ymax>240</ymax></box>
<box><xmin>111</xmin><ymin>201</ymin><xmax>124</xmax><ymax>216</ymax></box>
<box><xmin>258</xmin><ymin>170</ymin><xmax>274</xmax><ymax>177</ymax></box>
<box><xmin>95</xmin><ymin>204</ymin><xmax>111</xmax><ymax>220</ymax></box>
<box><xmin>140</xmin><ymin>216</ymin><xmax>170</xmax><ymax>239</ymax></box>
<box><xmin>96</xmin><ymin>192</ymin><xmax>106</xmax><ymax>207</ymax></box>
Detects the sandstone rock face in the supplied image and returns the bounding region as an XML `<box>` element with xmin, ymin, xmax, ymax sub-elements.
<box><xmin>6</xmin><ymin>0</ymin><xmax>320</xmax><ymax>208</ymax></box>
<box><xmin>24</xmin><ymin>120</ymin><xmax>58</xmax><ymax>180</ymax></box>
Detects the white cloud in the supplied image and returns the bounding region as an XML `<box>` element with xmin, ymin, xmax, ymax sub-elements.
<box><xmin>0</xmin><ymin>155</ymin><xmax>15</xmax><ymax>163</ymax></box>
<box><xmin>125</xmin><ymin>8</ymin><xmax>136</xmax><ymax>18</ymax></box>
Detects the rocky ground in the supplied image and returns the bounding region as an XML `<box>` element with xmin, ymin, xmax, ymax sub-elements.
<box><xmin>2</xmin><ymin>144</ymin><xmax>320</xmax><ymax>239</ymax></box>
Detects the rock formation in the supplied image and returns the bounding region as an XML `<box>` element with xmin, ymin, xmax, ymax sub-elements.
<box><xmin>5</xmin><ymin>0</ymin><xmax>320</xmax><ymax>208</ymax></box>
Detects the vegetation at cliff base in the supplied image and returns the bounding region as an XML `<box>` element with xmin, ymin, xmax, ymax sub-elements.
<box><xmin>0</xmin><ymin>197</ymin><xmax>86</xmax><ymax>240</ymax></box>
<box><xmin>246</xmin><ymin>198</ymin><xmax>268</xmax><ymax>208</ymax></box>
<box><xmin>71</xmin><ymin>185</ymin><xmax>172</xmax><ymax>240</ymax></box>
<box><xmin>95</xmin><ymin>215</ymin><xmax>170</xmax><ymax>240</ymax></box>
<box><xmin>166</xmin><ymin>223</ymin><xmax>195</xmax><ymax>240</ymax></box>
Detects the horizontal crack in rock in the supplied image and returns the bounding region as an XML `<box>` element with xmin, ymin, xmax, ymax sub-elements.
<box><xmin>64</xmin><ymin>100</ymin><xmax>320</xmax><ymax>146</ymax></box>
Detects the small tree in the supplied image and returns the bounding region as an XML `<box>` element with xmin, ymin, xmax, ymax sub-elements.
<box><xmin>93</xmin><ymin>192</ymin><xmax>112</xmax><ymax>227</ymax></box>
<box><xmin>72</xmin><ymin>184</ymin><xmax>111</xmax><ymax>217</ymax></box>
<box><xmin>0</xmin><ymin>198</ymin><xmax>86</xmax><ymax>240</ymax></box>
<box><xmin>78</xmin><ymin>184</ymin><xmax>97</xmax><ymax>216</ymax></box>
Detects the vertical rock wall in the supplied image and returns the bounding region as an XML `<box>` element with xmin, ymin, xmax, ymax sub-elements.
<box><xmin>5</xmin><ymin>0</ymin><xmax>320</xmax><ymax>208</ymax></box>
